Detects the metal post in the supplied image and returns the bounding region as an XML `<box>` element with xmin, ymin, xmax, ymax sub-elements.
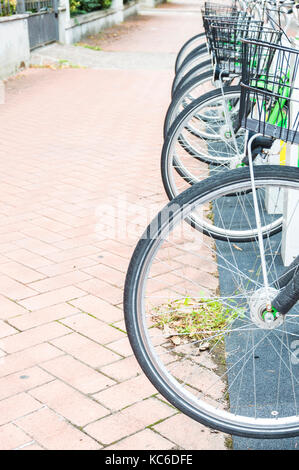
<box><xmin>52</xmin><ymin>0</ymin><xmax>59</xmax><ymax>41</ymax></box>
<box><xmin>17</xmin><ymin>0</ymin><xmax>26</xmax><ymax>13</ymax></box>
<box><xmin>281</xmin><ymin>39</ymin><xmax>299</xmax><ymax>266</ymax></box>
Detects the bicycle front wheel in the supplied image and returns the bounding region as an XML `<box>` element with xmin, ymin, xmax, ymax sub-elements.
<box><xmin>172</xmin><ymin>60</ymin><xmax>213</xmax><ymax>98</ymax></box>
<box><xmin>172</xmin><ymin>49</ymin><xmax>210</xmax><ymax>96</ymax></box>
<box><xmin>175</xmin><ymin>33</ymin><xmax>207</xmax><ymax>72</ymax></box>
<box><xmin>161</xmin><ymin>87</ymin><xmax>246</xmax><ymax>200</ymax></box>
<box><xmin>164</xmin><ymin>70</ymin><xmax>215</xmax><ymax>139</ymax></box>
<box><xmin>124</xmin><ymin>165</ymin><xmax>299</xmax><ymax>438</ymax></box>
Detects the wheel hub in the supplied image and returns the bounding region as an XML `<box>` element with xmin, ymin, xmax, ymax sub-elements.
<box><xmin>219</xmin><ymin>124</ymin><xmax>233</xmax><ymax>140</ymax></box>
<box><xmin>249</xmin><ymin>287</ymin><xmax>283</xmax><ymax>330</ymax></box>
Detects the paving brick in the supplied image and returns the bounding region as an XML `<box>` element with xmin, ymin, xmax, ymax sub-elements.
<box><xmin>107</xmin><ymin>337</ymin><xmax>134</xmax><ymax>357</ymax></box>
<box><xmin>44</xmin><ymin>245</ymin><xmax>99</xmax><ymax>263</ymax></box>
<box><xmin>29</xmin><ymin>380</ymin><xmax>109</xmax><ymax>427</ymax></box>
<box><xmin>5</xmin><ymin>249</ymin><xmax>52</xmax><ymax>270</ymax></box>
<box><xmin>100</xmin><ymin>355</ymin><xmax>142</xmax><ymax>382</ymax></box>
<box><xmin>0</xmin><ymin>320</ymin><xmax>18</xmax><ymax>338</ymax></box>
<box><xmin>153</xmin><ymin>414</ymin><xmax>227</xmax><ymax>450</ymax></box>
<box><xmin>97</xmin><ymin>251</ymin><xmax>129</xmax><ymax>273</ymax></box>
<box><xmin>29</xmin><ymin>217</ymin><xmax>71</xmax><ymax>234</ymax></box>
<box><xmin>41</xmin><ymin>354</ymin><xmax>115</xmax><ymax>394</ymax></box>
<box><xmin>84</xmin><ymin>397</ymin><xmax>174</xmax><ymax>445</ymax></box>
<box><xmin>50</xmin><ymin>332</ymin><xmax>120</xmax><ymax>368</ymax></box>
<box><xmin>105</xmin><ymin>429</ymin><xmax>175</xmax><ymax>450</ymax></box>
<box><xmin>82</xmin><ymin>264</ymin><xmax>125</xmax><ymax>288</ymax></box>
<box><xmin>19</xmin><ymin>442</ymin><xmax>44</xmax><ymax>450</ymax></box>
<box><xmin>0</xmin><ymin>275</ymin><xmax>37</xmax><ymax>301</ymax></box>
<box><xmin>29</xmin><ymin>270</ymin><xmax>92</xmax><ymax>293</ymax></box>
<box><xmin>99</xmin><ymin>11</ymin><xmax>202</xmax><ymax>53</ymax></box>
<box><xmin>0</xmin><ymin>366</ymin><xmax>53</xmax><ymax>401</ymax></box>
<box><xmin>76</xmin><ymin>278</ymin><xmax>123</xmax><ymax>305</ymax></box>
<box><xmin>15</xmin><ymin>238</ymin><xmax>61</xmax><ymax>257</ymax></box>
<box><xmin>93</xmin><ymin>374</ymin><xmax>157</xmax><ymax>410</ymax></box>
<box><xmin>0</xmin><ymin>343</ymin><xmax>63</xmax><ymax>378</ymax></box>
<box><xmin>126</xmin><ymin>397</ymin><xmax>175</xmax><ymax>426</ymax></box>
<box><xmin>37</xmin><ymin>257</ymin><xmax>97</xmax><ymax>277</ymax></box>
<box><xmin>17</xmin><ymin>408</ymin><xmax>101</xmax><ymax>450</ymax></box>
<box><xmin>19</xmin><ymin>286</ymin><xmax>86</xmax><ymax>311</ymax></box>
<box><xmin>112</xmin><ymin>319</ymin><xmax>126</xmax><ymax>332</ymax></box>
<box><xmin>54</xmin><ymin>234</ymin><xmax>101</xmax><ymax>251</ymax></box>
<box><xmin>96</xmin><ymin>239</ymin><xmax>133</xmax><ymax>259</ymax></box>
<box><xmin>60</xmin><ymin>312</ymin><xmax>125</xmax><ymax>344</ymax></box>
<box><xmin>21</xmin><ymin>226</ymin><xmax>66</xmax><ymax>244</ymax></box>
<box><xmin>0</xmin><ymin>393</ymin><xmax>42</xmax><ymax>426</ymax></box>
<box><xmin>0</xmin><ymin>261</ymin><xmax>45</xmax><ymax>284</ymax></box>
<box><xmin>0</xmin><ymin>322</ymin><xmax>71</xmax><ymax>354</ymax></box>
<box><xmin>0</xmin><ymin>423</ymin><xmax>33</xmax><ymax>450</ymax></box>
<box><xmin>8</xmin><ymin>303</ymin><xmax>79</xmax><ymax>331</ymax></box>
<box><xmin>69</xmin><ymin>294</ymin><xmax>123</xmax><ymax>323</ymax></box>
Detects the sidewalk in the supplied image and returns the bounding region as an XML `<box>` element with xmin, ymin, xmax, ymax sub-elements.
<box><xmin>0</xmin><ymin>1</ymin><xmax>228</xmax><ymax>450</ymax></box>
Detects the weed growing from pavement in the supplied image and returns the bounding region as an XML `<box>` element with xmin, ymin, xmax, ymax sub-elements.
<box><xmin>30</xmin><ymin>60</ymin><xmax>85</xmax><ymax>70</ymax></box>
<box><xmin>75</xmin><ymin>43</ymin><xmax>102</xmax><ymax>51</ymax></box>
<box><xmin>153</xmin><ymin>296</ymin><xmax>240</xmax><ymax>345</ymax></box>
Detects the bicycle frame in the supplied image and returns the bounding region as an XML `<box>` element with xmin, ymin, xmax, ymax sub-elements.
<box><xmin>273</xmin><ymin>255</ymin><xmax>299</xmax><ymax>314</ymax></box>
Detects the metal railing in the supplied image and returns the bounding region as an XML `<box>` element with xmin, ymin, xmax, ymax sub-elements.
<box><xmin>0</xmin><ymin>0</ymin><xmax>17</xmax><ymax>15</ymax></box>
<box><xmin>22</xmin><ymin>0</ymin><xmax>56</xmax><ymax>12</ymax></box>
<box><xmin>0</xmin><ymin>0</ymin><xmax>56</xmax><ymax>15</ymax></box>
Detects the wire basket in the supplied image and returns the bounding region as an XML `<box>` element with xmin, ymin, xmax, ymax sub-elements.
<box><xmin>211</xmin><ymin>22</ymin><xmax>283</xmax><ymax>75</ymax></box>
<box><xmin>202</xmin><ymin>12</ymin><xmax>245</xmax><ymax>52</ymax></box>
<box><xmin>239</xmin><ymin>39</ymin><xmax>299</xmax><ymax>144</ymax></box>
<box><xmin>263</xmin><ymin>4</ymin><xmax>291</xmax><ymax>29</ymax></box>
<box><xmin>203</xmin><ymin>1</ymin><xmax>237</xmax><ymax>16</ymax></box>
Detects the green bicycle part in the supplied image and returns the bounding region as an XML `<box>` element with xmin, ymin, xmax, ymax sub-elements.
<box><xmin>262</xmin><ymin>306</ymin><xmax>278</xmax><ymax>321</ymax></box>
<box><xmin>251</xmin><ymin>69</ymin><xmax>290</xmax><ymax>129</ymax></box>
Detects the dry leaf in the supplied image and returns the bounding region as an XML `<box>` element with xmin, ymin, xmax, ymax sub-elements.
<box><xmin>199</xmin><ymin>342</ymin><xmax>210</xmax><ymax>351</ymax></box>
<box><xmin>232</xmin><ymin>244</ymin><xmax>243</xmax><ymax>251</ymax></box>
<box><xmin>170</xmin><ymin>336</ymin><xmax>181</xmax><ymax>346</ymax></box>
<box><xmin>163</xmin><ymin>325</ymin><xmax>177</xmax><ymax>338</ymax></box>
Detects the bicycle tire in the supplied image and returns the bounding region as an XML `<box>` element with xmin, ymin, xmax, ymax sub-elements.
<box><xmin>162</xmin><ymin>85</ymin><xmax>243</xmax><ymax>175</ymax></box>
<box><xmin>172</xmin><ymin>48</ymin><xmax>210</xmax><ymax>97</ymax></box>
<box><xmin>124</xmin><ymin>165</ymin><xmax>299</xmax><ymax>439</ymax></box>
<box><xmin>164</xmin><ymin>69</ymin><xmax>215</xmax><ymax>139</ymax></box>
<box><xmin>177</xmin><ymin>43</ymin><xmax>209</xmax><ymax>74</ymax></box>
<box><xmin>175</xmin><ymin>32</ymin><xmax>206</xmax><ymax>72</ymax></box>
<box><xmin>161</xmin><ymin>86</ymin><xmax>286</xmax><ymax>241</ymax></box>
<box><xmin>172</xmin><ymin>61</ymin><xmax>213</xmax><ymax>98</ymax></box>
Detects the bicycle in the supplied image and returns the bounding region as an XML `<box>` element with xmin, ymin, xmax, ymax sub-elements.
<box><xmin>124</xmin><ymin>38</ymin><xmax>299</xmax><ymax>438</ymax></box>
<box><xmin>161</xmin><ymin>26</ymin><xmax>286</xmax><ymax>221</ymax></box>
<box><xmin>171</xmin><ymin>2</ymin><xmax>244</xmax><ymax>97</ymax></box>
<box><xmin>172</xmin><ymin>0</ymin><xmax>294</xmax><ymax>97</ymax></box>
<box><xmin>165</xmin><ymin>1</ymin><xmax>294</xmax><ymax>139</ymax></box>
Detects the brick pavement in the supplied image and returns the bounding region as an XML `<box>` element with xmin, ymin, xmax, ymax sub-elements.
<box><xmin>0</xmin><ymin>1</ymin><xmax>227</xmax><ymax>450</ymax></box>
